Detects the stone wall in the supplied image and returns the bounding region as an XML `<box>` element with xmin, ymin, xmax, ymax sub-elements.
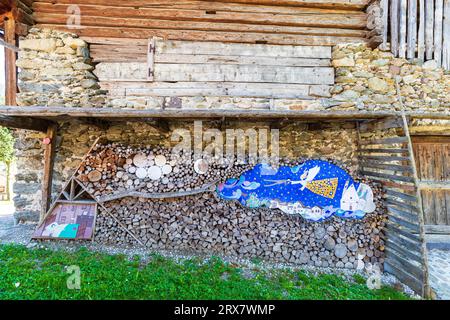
<box><xmin>329</xmin><ymin>44</ymin><xmax>450</xmax><ymax>112</ymax></box>
<box><xmin>16</xmin><ymin>28</ymin><xmax>106</xmax><ymax>108</ymax></box>
<box><xmin>13</xmin><ymin>120</ymin><xmax>359</xmax><ymax>222</ymax></box>
<box><xmin>15</xmin><ymin>28</ymin><xmax>450</xmax><ymax>113</ymax></box>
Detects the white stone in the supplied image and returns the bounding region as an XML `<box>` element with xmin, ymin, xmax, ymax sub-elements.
<box><xmin>20</xmin><ymin>39</ymin><xmax>57</xmax><ymax>53</ymax></box>
<box><xmin>423</xmin><ymin>60</ymin><xmax>438</xmax><ymax>70</ymax></box>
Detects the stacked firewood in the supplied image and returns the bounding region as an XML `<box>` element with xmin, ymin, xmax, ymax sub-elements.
<box><xmin>95</xmin><ymin>188</ymin><xmax>387</xmax><ymax>269</ymax></box>
<box><xmin>80</xmin><ymin>143</ymin><xmax>387</xmax><ymax>269</ymax></box>
<box><xmin>77</xmin><ymin>143</ymin><xmax>255</xmax><ymax>197</ymax></box>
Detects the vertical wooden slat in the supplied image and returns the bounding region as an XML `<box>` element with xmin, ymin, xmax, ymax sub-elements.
<box><xmin>401</xmin><ymin>114</ymin><xmax>432</xmax><ymax>298</ymax></box>
<box><xmin>418</xmin><ymin>0</ymin><xmax>426</xmax><ymax>61</ymax></box>
<box><xmin>41</xmin><ymin>124</ymin><xmax>58</xmax><ymax>221</ymax></box>
<box><xmin>443</xmin><ymin>0</ymin><xmax>450</xmax><ymax>69</ymax></box>
<box><xmin>422</xmin><ymin>189</ymin><xmax>436</xmax><ymax>224</ymax></box>
<box><xmin>4</xmin><ymin>13</ymin><xmax>17</xmax><ymax>106</ymax></box>
<box><xmin>435</xmin><ymin>190</ymin><xmax>447</xmax><ymax>225</ymax></box>
<box><xmin>391</xmin><ymin>0</ymin><xmax>400</xmax><ymax>56</ymax></box>
<box><xmin>425</xmin><ymin>0</ymin><xmax>435</xmax><ymax>60</ymax></box>
<box><xmin>381</xmin><ymin>0</ymin><xmax>389</xmax><ymax>50</ymax></box>
<box><xmin>407</xmin><ymin>0</ymin><xmax>418</xmax><ymax>59</ymax></box>
<box><xmin>446</xmin><ymin>191</ymin><xmax>450</xmax><ymax>225</ymax></box>
<box><xmin>434</xmin><ymin>0</ymin><xmax>444</xmax><ymax>66</ymax></box>
<box><xmin>399</xmin><ymin>0</ymin><xmax>408</xmax><ymax>58</ymax></box>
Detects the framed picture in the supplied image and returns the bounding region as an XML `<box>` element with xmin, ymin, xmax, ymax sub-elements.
<box><xmin>33</xmin><ymin>201</ymin><xmax>97</xmax><ymax>240</ymax></box>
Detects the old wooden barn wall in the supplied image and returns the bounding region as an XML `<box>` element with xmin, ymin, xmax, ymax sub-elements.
<box><xmin>30</xmin><ymin>0</ymin><xmax>373</xmax><ymax>104</ymax></box>
<box><xmin>413</xmin><ymin>136</ymin><xmax>450</xmax><ymax>233</ymax></box>
<box><xmin>32</xmin><ymin>0</ymin><xmax>370</xmax><ymax>47</ymax></box>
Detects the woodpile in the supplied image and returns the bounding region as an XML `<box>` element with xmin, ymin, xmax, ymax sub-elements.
<box><xmin>95</xmin><ymin>188</ymin><xmax>387</xmax><ymax>269</ymax></box>
<box><xmin>86</xmin><ymin>143</ymin><xmax>387</xmax><ymax>269</ymax></box>
<box><xmin>77</xmin><ymin>143</ymin><xmax>254</xmax><ymax>198</ymax></box>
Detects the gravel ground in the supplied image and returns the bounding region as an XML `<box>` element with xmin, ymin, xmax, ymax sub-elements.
<box><xmin>0</xmin><ymin>213</ymin><xmax>419</xmax><ymax>299</ymax></box>
<box><xmin>428</xmin><ymin>249</ymin><xmax>450</xmax><ymax>300</ymax></box>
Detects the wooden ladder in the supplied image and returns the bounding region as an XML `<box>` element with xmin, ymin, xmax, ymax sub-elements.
<box><xmin>357</xmin><ymin>115</ymin><xmax>432</xmax><ymax>298</ymax></box>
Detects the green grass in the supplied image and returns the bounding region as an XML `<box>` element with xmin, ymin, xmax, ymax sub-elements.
<box><xmin>0</xmin><ymin>244</ymin><xmax>411</xmax><ymax>300</ymax></box>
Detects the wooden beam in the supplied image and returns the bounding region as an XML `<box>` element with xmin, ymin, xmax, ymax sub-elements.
<box><xmin>4</xmin><ymin>12</ymin><xmax>17</xmax><ymax>106</ymax></box>
<box><xmin>1</xmin><ymin>106</ymin><xmax>450</xmax><ymax>120</ymax></box>
<box><xmin>41</xmin><ymin>123</ymin><xmax>58</xmax><ymax>220</ymax></box>
<box><xmin>36</xmin><ymin>24</ymin><xmax>367</xmax><ymax>47</ymax></box>
<box><xmin>0</xmin><ymin>115</ymin><xmax>53</xmax><ymax>132</ymax></box>
<box><xmin>32</xmin><ymin>0</ymin><xmax>370</xmax><ymax>11</ymax></box>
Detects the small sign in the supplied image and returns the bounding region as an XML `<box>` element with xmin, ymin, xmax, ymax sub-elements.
<box><xmin>33</xmin><ymin>202</ymin><xmax>97</xmax><ymax>240</ymax></box>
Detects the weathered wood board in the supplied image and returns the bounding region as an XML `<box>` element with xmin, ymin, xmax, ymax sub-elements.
<box><xmin>386</xmin><ymin>0</ymin><xmax>450</xmax><ymax>70</ymax></box>
<box><xmin>32</xmin><ymin>0</ymin><xmax>369</xmax><ymax>47</ymax></box>
<box><xmin>413</xmin><ymin>136</ymin><xmax>450</xmax><ymax>229</ymax></box>
<box><xmin>93</xmin><ymin>39</ymin><xmax>334</xmax><ymax>99</ymax></box>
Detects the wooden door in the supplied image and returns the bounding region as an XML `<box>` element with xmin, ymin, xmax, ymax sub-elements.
<box><xmin>412</xmin><ymin>136</ymin><xmax>450</xmax><ymax>233</ymax></box>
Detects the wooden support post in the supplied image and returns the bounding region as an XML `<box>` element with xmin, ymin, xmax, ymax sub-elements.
<box><xmin>4</xmin><ymin>12</ymin><xmax>17</xmax><ymax>106</ymax></box>
<box><xmin>41</xmin><ymin>124</ymin><xmax>58</xmax><ymax>221</ymax></box>
<box><xmin>400</xmin><ymin>114</ymin><xmax>433</xmax><ymax>299</ymax></box>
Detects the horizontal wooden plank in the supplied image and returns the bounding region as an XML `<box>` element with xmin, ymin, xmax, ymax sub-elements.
<box><xmin>33</xmin><ymin>2</ymin><xmax>367</xmax><ymax>29</ymax></box>
<box><xmin>90</xmin><ymin>43</ymin><xmax>335</xmax><ymax>63</ymax></box>
<box><xmin>383</xmin><ymin>229</ymin><xmax>421</xmax><ymax>251</ymax></box>
<box><xmin>157</xmin><ymin>40</ymin><xmax>332</xmax><ymax>58</ymax></box>
<box><xmin>424</xmin><ymin>225</ymin><xmax>450</xmax><ymax>234</ymax></box>
<box><xmin>361</xmin><ymin>170</ymin><xmax>415</xmax><ymax>183</ymax></box>
<box><xmin>102</xmin><ymin>81</ymin><xmax>331</xmax><ymax>99</ymax></box>
<box><xmin>196</xmin><ymin>0</ymin><xmax>370</xmax><ymax>10</ymax></box>
<box><xmin>385</xmin><ymin>251</ymin><xmax>424</xmax><ymax>281</ymax></box>
<box><xmin>34</xmin><ymin>13</ymin><xmax>368</xmax><ymax>39</ymax></box>
<box><xmin>34</xmin><ymin>0</ymin><xmax>367</xmax><ymax>14</ymax></box>
<box><xmin>37</xmin><ymin>24</ymin><xmax>368</xmax><ymax>46</ymax></box>
<box><xmin>155</xmin><ymin>54</ymin><xmax>331</xmax><ymax>67</ymax></box>
<box><xmin>388</xmin><ymin>213</ymin><xmax>420</xmax><ymax>233</ymax></box>
<box><xmin>418</xmin><ymin>182</ymin><xmax>450</xmax><ymax>190</ymax></box>
<box><xmin>386</xmin><ymin>239</ymin><xmax>423</xmax><ymax>264</ymax></box>
<box><xmin>387</xmin><ymin>206</ymin><xmax>420</xmax><ymax>225</ymax></box>
<box><xmin>94</xmin><ymin>62</ymin><xmax>335</xmax><ymax>85</ymax></box>
<box><xmin>359</xmin><ymin>155</ymin><xmax>411</xmax><ymax>162</ymax></box>
<box><xmin>3</xmin><ymin>106</ymin><xmax>449</xmax><ymax>121</ymax></box>
<box><xmin>384</xmin><ymin>261</ymin><xmax>424</xmax><ymax>295</ymax></box>
<box><xmin>33</xmin><ymin>0</ymin><xmax>370</xmax><ymax>11</ymax></box>
<box><xmin>358</xmin><ymin>148</ymin><xmax>409</xmax><ymax>154</ymax></box>
<box><xmin>155</xmin><ymin>64</ymin><xmax>335</xmax><ymax>84</ymax></box>
<box><xmin>359</xmin><ymin>137</ymin><xmax>409</xmax><ymax>145</ymax></box>
<box><xmin>386</xmin><ymin>221</ymin><xmax>421</xmax><ymax>243</ymax></box>
<box><xmin>360</xmin><ymin>162</ymin><xmax>413</xmax><ymax>173</ymax></box>
<box><xmin>386</xmin><ymin>197</ymin><xmax>420</xmax><ymax>214</ymax></box>
<box><xmin>385</xmin><ymin>188</ymin><xmax>418</xmax><ymax>203</ymax></box>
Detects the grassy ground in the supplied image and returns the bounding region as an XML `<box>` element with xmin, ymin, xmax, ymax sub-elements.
<box><xmin>0</xmin><ymin>244</ymin><xmax>411</xmax><ymax>300</ymax></box>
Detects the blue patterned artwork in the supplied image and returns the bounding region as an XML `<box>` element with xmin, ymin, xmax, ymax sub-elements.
<box><xmin>217</xmin><ymin>160</ymin><xmax>375</xmax><ymax>222</ymax></box>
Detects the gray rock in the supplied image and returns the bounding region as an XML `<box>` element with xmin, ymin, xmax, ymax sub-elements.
<box><xmin>299</xmin><ymin>252</ymin><xmax>310</xmax><ymax>264</ymax></box>
<box><xmin>13</xmin><ymin>182</ymin><xmax>41</xmax><ymax>194</ymax></box>
<box><xmin>18</xmin><ymin>82</ymin><xmax>62</xmax><ymax>93</ymax></box>
<box><xmin>81</xmin><ymin>79</ymin><xmax>100</xmax><ymax>89</ymax></box>
<box><xmin>14</xmin><ymin>210</ymin><xmax>40</xmax><ymax>223</ymax></box>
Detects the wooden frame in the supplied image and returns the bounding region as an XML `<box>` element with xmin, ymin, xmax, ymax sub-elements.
<box><xmin>33</xmin><ymin>201</ymin><xmax>98</xmax><ymax>241</ymax></box>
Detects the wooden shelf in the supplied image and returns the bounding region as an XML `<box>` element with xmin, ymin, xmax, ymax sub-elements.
<box><xmin>1</xmin><ymin>106</ymin><xmax>450</xmax><ymax>121</ymax></box>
